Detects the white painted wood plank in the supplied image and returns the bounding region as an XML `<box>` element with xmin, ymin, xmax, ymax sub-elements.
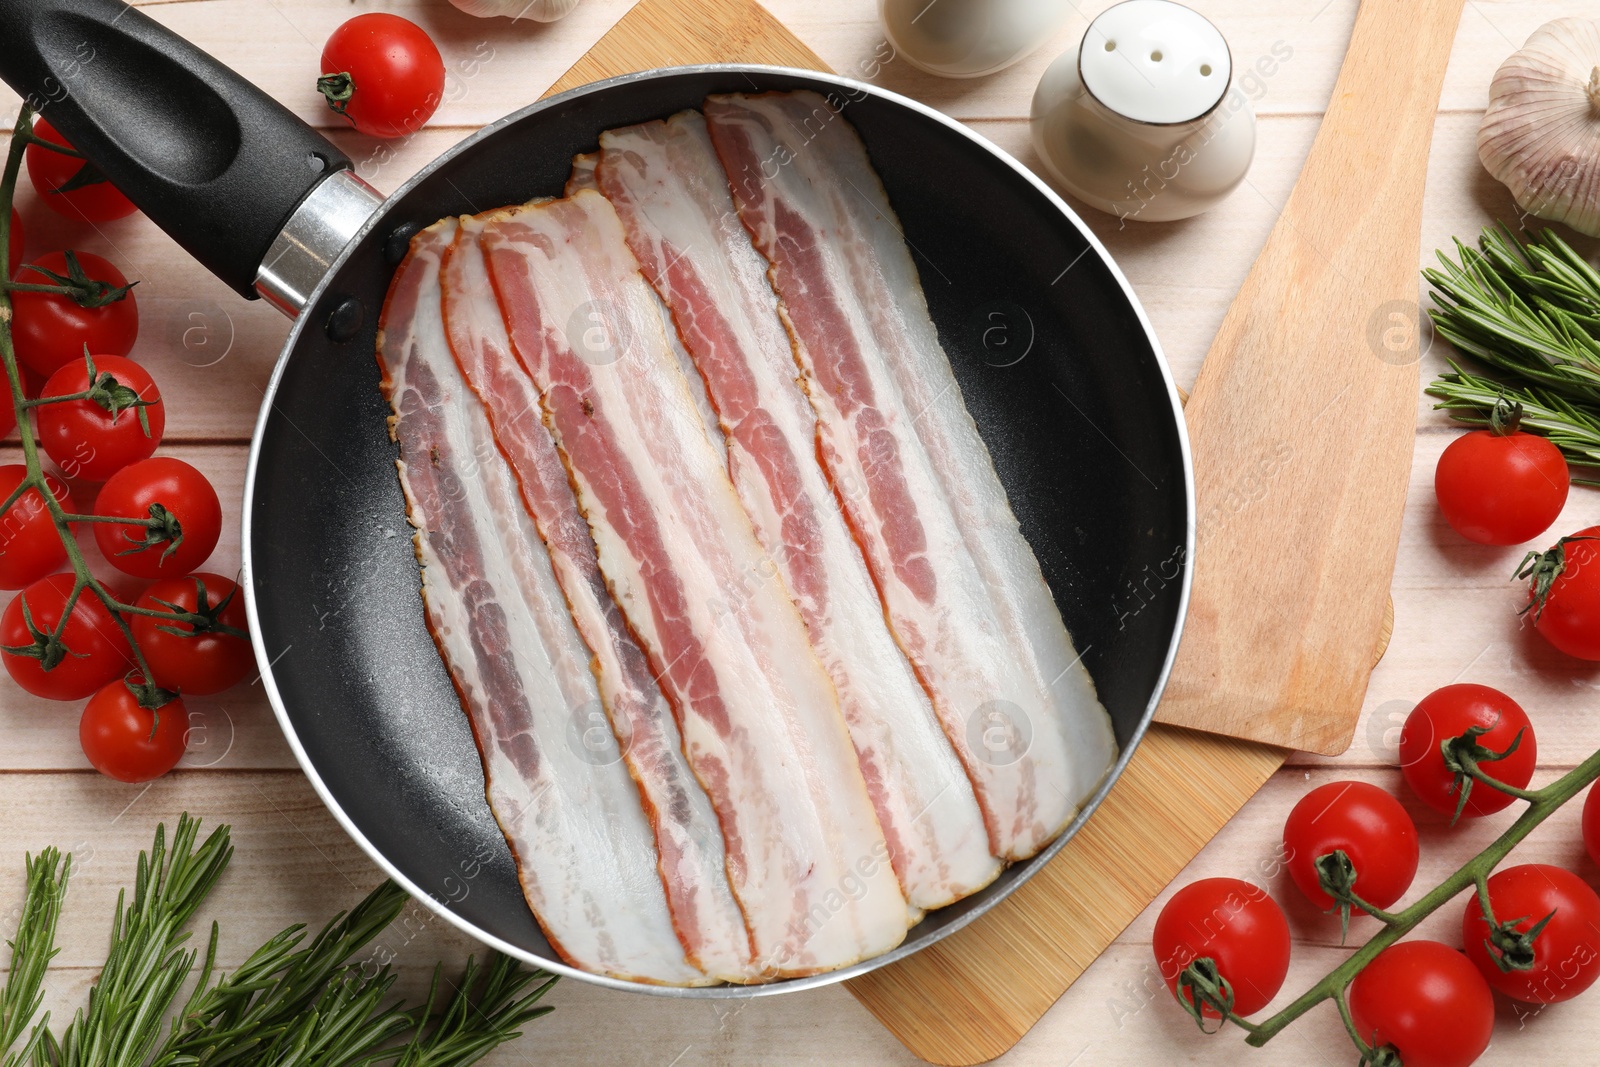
<box><xmin>0</xmin><ymin>1</ymin><xmax>1596</xmax><ymax>1063</ymax></box>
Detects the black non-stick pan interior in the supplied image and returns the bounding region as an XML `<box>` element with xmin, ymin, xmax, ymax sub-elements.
<box><xmin>248</xmin><ymin>67</ymin><xmax>1191</xmax><ymax>993</ymax></box>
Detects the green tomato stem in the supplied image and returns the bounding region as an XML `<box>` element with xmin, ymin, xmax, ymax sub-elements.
<box><xmin>0</xmin><ymin>281</ymin><xmax>77</xmax><ymax>297</ymax></box>
<box><xmin>1332</xmin><ymin>988</ymin><xmax>1372</xmax><ymax>1058</ymax></box>
<box><xmin>14</xmin><ymin>127</ymin><xmax>81</xmax><ymax>157</ymax></box>
<box><xmin>1343</xmin><ymin>893</ymin><xmax>1402</xmax><ymax>928</ymax></box>
<box><xmin>1461</xmin><ymin>758</ymin><xmax>1543</xmax><ymax>802</ymax></box>
<box><xmin>0</xmin><ymin>478</ymin><xmax>29</xmax><ymax>515</ymax></box>
<box><xmin>20</xmin><ymin>389</ymin><xmax>95</xmax><ymax>408</ymax></box>
<box><xmin>58</xmin><ymin>512</ymin><xmax>162</xmax><ymax>528</ymax></box>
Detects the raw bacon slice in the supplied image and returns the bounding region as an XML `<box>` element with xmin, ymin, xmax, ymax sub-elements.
<box><xmin>565</xmin><ymin>151</ymin><xmax>599</xmax><ymax>195</ymax></box>
<box><xmin>597</xmin><ymin>112</ymin><xmax>1000</xmax><ymax>910</ymax></box>
<box><xmin>440</xmin><ymin>213</ymin><xmax>757</xmax><ymax>983</ymax></box>
<box><xmin>479</xmin><ymin>191</ymin><xmax>909</xmax><ymax>976</ymax></box>
<box><xmin>376</xmin><ymin>218</ymin><xmax>706</xmax><ymax>986</ymax></box>
<box><xmin>568</xmin><ymin>152</ymin><xmax>726</xmax><ymax>463</ymax></box>
<box><xmin>704</xmin><ymin>91</ymin><xmax>1118</xmax><ymax>860</ymax></box>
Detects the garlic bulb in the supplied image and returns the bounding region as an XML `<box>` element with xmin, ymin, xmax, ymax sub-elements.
<box><xmin>447</xmin><ymin>0</ymin><xmax>581</xmax><ymax>21</ymax></box>
<box><xmin>1479</xmin><ymin>17</ymin><xmax>1600</xmax><ymax>237</ymax></box>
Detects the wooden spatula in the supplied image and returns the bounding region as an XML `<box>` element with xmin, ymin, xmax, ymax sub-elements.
<box><xmin>1156</xmin><ymin>0</ymin><xmax>1467</xmax><ymax>755</ymax></box>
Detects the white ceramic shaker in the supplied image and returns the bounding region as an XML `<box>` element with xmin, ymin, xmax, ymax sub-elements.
<box><xmin>1030</xmin><ymin>0</ymin><xmax>1255</xmax><ymax>222</ymax></box>
<box><xmin>879</xmin><ymin>0</ymin><xmax>1075</xmax><ymax>78</ymax></box>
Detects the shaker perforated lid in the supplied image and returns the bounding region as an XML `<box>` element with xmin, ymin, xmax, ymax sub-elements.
<box><xmin>1080</xmin><ymin>0</ymin><xmax>1231</xmax><ymax>125</ymax></box>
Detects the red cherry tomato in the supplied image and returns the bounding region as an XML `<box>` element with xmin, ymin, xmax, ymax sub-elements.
<box><xmin>1152</xmin><ymin>877</ymin><xmax>1290</xmax><ymax>1018</ymax></box>
<box><xmin>1400</xmin><ymin>683</ymin><xmax>1536</xmax><ymax>818</ymax></box>
<box><xmin>1521</xmin><ymin>526</ymin><xmax>1600</xmax><ymax>661</ymax></box>
<box><xmin>1349</xmin><ymin>940</ymin><xmax>1494</xmax><ymax>1067</ymax></box>
<box><xmin>0</xmin><ymin>573</ymin><xmax>132</xmax><ymax>700</ymax></box>
<box><xmin>9</xmin><ymin>251</ymin><xmax>139</xmax><ymax>378</ymax></box>
<box><xmin>92</xmin><ymin>458</ymin><xmax>221</xmax><ymax>580</ymax></box>
<box><xmin>6</xmin><ymin>207</ymin><xmax>22</xmax><ymax>272</ymax></box>
<box><xmin>25</xmin><ymin>119</ymin><xmax>138</xmax><ymax>223</ymax></box>
<box><xmin>1283</xmin><ymin>781</ymin><xmax>1417</xmax><ymax>915</ymax></box>
<box><xmin>1462</xmin><ymin>863</ymin><xmax>1600</xmax><ymax>1004</ymax></box>
<box><xmin>37</xmin><ymin>354</ymin><xmax>164</xmax><ymax>481</ymax></box>
<box><xmin>1435</xmin><ymin>422</ymin><xmax>1569</xmax><ymax>545</ymax></box>
<box><xmin>131</xmin><ymin>574</ymin><xmax>252</xmax><ymax>695</ymax></box>
<box><xmin>0</xmin><ymin>464</ymin><xmax>76</xmax><ymax>590</ymax></box>
<box><xmin>79</xmin><ymin>680</ymin><xmax>187</xmax><ymax>782</ymax></box>
<box><xmin>1585</xmin><ymin>781</ymin><xmax>1600</xmax><ymax>867</ymax></box>
<box><xmin>318</xmin><ymin>14</ymin><xmax>445</xmax><ymax>139</ymax></box>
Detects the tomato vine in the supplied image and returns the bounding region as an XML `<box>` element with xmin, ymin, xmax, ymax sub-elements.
<box><xmin>0</xmin><ymin>105</ymin><xmax>241</xmax><ymax>714</ymax></box>
<box><xmin>1178</xmin><ymin>742</ymin><xmax>1600</xmax><ymax>1061</ymax></box>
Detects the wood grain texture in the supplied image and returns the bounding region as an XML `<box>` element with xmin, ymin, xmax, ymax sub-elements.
<box><xmin>543</xmin><ymin>0</ymin><xmax>824</xmax><ymax>97</ymax></box>
<box><xmin>1155</xmin><ymin>0</ymin><xmax>1467</xmax><ymax>755</ymax></box>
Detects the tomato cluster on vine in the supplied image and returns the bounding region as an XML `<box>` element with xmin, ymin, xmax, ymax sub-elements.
<box><xmin>1</xmin><ymin>121</ymin><xmax>252</xmax><ymax>783</ymax></box>
<box><xmin>1156</xmin><ymin>681</ymin><xmax>1600</xmax><ymax>1067</ymax></box>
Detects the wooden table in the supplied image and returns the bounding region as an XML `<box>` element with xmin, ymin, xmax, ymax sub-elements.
<box><xmin>3</xmin><ymin>1</ymin><xmax>1598</xmax><ymax>1063</ymax></box>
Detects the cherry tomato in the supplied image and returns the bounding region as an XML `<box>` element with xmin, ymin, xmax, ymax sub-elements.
<box><xmin>92</xmin><ymin>458</ymin><xmax>221</xmax><ymax>580</ymax></box>
<box><xmin>1400</xmin><ymin>683</ymin><xmax>1536</xmax><ymax>818</ymax></box>
<box><xmin>9</xmin><ymin>251</ymin><xmax>138</xmax><ymax>378</ymax></box>
<box><xmin>1435</xmin><ymin>420</ymin><xmax>1569</xmax><ymax>545</ymax></box>
<box><xmin>37</xmin><ymin>354</ymin><xmax>164</xmax><ymax>481</ymax></box>
<box><xmin>1283</xmin><ymin>781</ymin><xmax>1417</xmax><ymax>915</ymax></box>
<box><xmin>6</xmin><ymin>207</ymin><xmax>21</xmax><ymax>272</ymax></box>
<box><xmin>1521</xmin><ymin>526</ymin><xmax>1600</xmax><ymax>660</ymax></box>
<box><xmin>0</xmin><ymin>573</ymin><xmax>132</xmax><ymax>700</ymax></box>
<box><xmin>131</xmin><ymin>574</ymin><xmax>252</xmax><ymax>695</ymax></box>
<box><xmin>1462</xmin><ymin>863</ymin><xmax>1600</xmax><ymax>1004</ymax></box>
<box><xmin>0</xmin><ymin>465</ymin><xmax>75</xmax><ymax>590</ymax></box>
<box><xmin>1349</xmin><ymin>941</ymin><xmax>1493</xmax><ymax>1067</ymax></box>
<box><xmin>25</xmin><ymin>119</ymin><xmax>138</xmax><ymax>223</ymax></box>
<box><xmin>318</xmin><ymin>14</ymin><xmax>445</xmax><ymax>139</ymax></box>
<box><xmin>1152</xmin><ymin>877</ymin><xmax>1290</xmax><ymax>1018</ymax></box>
<box><xmin>79</xmin><ymin>679</ymin><xmax>187</xmax><ymax>782</ymax></box>
<box><xmin>1585</xmin><ymin>781</ymin><xmax>1600</xmax><ymax>868</ymax></box>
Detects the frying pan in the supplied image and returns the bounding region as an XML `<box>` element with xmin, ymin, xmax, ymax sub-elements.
<box><xmin>0</xmin><ymin>0</ymin><xmax>1194</xmax><ymax>997</ymax></box>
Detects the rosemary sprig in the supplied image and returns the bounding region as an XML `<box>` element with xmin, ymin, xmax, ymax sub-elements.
<box><xmin>1426</xmin><ymin>224</ymin><xmax>1600</xmax><ymax>402</ymax></box>
<box><xmin>391</xmin><ymin>955</ymin><xmax>556</xmax><ymax>1067</ymax></box>
<box><xmin>155</xmin><ymin>881</ymin><xmax>409</xmax><ymax>1067</ymax></box>
<box><xmin>1426</xmin><ymin>363</ymin><xmax>1600</xmax><ymax>486</ymax></box>
<box><xmin>0</xmin><ymin>850</ymin><xmax>68</xmax><ymax>1067</ymax></box>
<box><xmin>48</xmin><ymin>816</ymin><xmax>232</xmax><ymax>1067</ymax></box>
<box><xmin>0</xmin><ymin>818</ymin><xmax>551</xmax><ymax>1067</ymax></box>
<box><xmin>1425</xmin><ymin>226</ymin><xmax>1600</xmax><ymax>482</ymax></box>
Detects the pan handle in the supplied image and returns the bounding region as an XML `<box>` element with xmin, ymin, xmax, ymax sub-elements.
<box><xmin>0</xmin><ymin>0</ymin><xmax>379</xmax><ymax>305</ymax></box>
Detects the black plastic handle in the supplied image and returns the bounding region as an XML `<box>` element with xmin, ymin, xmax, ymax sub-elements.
<box><xmin>0</xmin><ymin>0</ymin><xmax>353</xmax><ymax>299</ymax></box>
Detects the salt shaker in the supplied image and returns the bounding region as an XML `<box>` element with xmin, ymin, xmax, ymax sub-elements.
<box><xmin>879</xmin><ymin>0</ymin><xmax>1074</xmax><ymax>79</ymax></box>
<box><xmin>1030</xmin><ymin>0</ymin><xmax>1255</xmax><ymax>222</ymax></box>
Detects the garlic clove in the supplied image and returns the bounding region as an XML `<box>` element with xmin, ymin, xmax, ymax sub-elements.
<box><xmin>1479</xmin><ymin>17</ymin><xmax>1600</xmax><ymax>237</ymax></box>
<box><xmin>447</xmin><ymin>0</ymin><xmax>582</xmax><ymax>21</ymax></box>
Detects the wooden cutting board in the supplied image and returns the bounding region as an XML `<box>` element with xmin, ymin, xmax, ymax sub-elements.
<box><xmin>542</xmin><ymin>2</ymin><xmax>1276</xmax><ymax>1063</ymax></box>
